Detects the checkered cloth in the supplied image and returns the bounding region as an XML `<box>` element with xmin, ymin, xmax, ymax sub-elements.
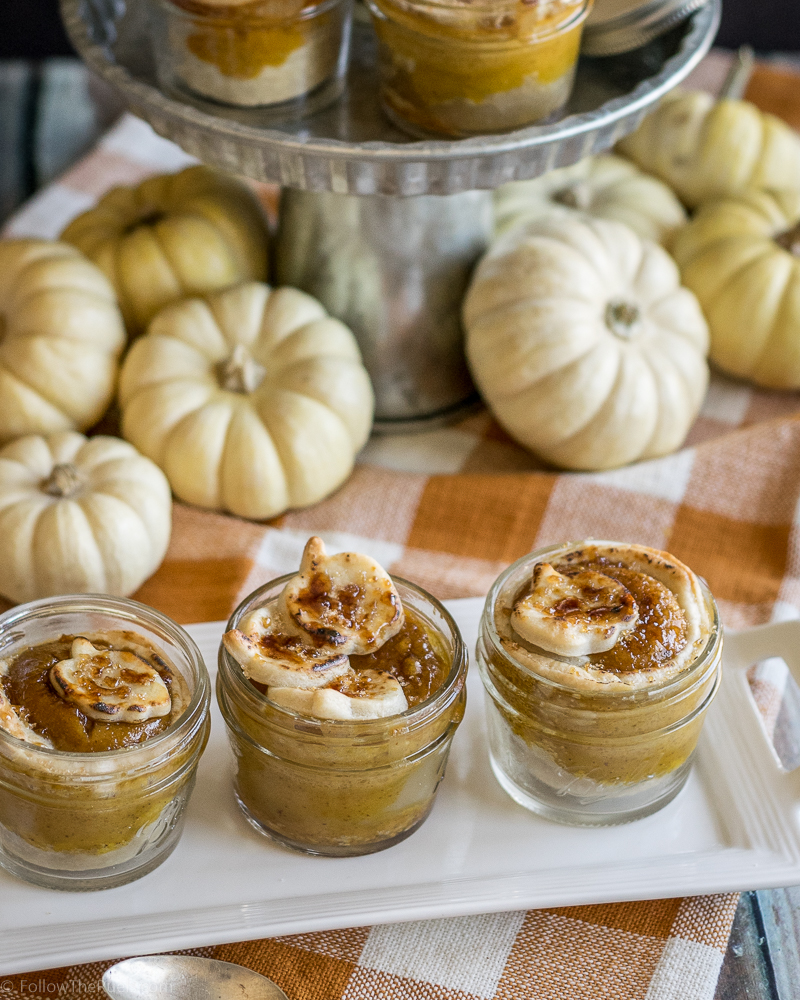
<box><xmin>3</xmin><ymin>50</ymin><xmax>800</xmax><ymax>1000</ymax></box>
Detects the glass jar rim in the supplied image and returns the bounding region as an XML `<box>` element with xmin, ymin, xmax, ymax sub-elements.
<box><xmin>366</xmin><ymin>0</ymin><xmax>591</xmax><ymax>35</ymax></box>
<box><xmin>369</xmin><ymin>0</ymin><xmax>588</xmax><ymax>14</ymax></box>
<box><xmin>219</xmin><ymin>573</ymin><xmax>468</xmax><ymax>731</ymax></box>
<box><xmin>0</xmin><ymin>593</ymin><xmax>211</xmax><ymax>762</ymax></box>
<box><xmin>482</xmin><ymin>540</ymin><xmax>722</xmax><ymax>700</ymax></box>
<box><xmin>156</xmin><ymin>0</ymin><xmax>345</xmax><ymax>24</ymax></box>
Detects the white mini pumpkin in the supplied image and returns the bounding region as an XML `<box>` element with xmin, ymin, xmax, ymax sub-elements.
<box><xmin>0</xmin><ymin>432</ymin><xmax>172</xmax><ymax>603</ymax></box>
<box><xmin>494</xmin><ymin>154</ymin><xmax>687</xmax><ymax>246</ymax></box>
<box><xmin>617</xmin><ymin>91</ymin><xmax>800</xmax><ymax>209</ymax></box>
<box><xmin>119</xmin><ymin>282</ymin><xmax>374</xmax><ymax>520</ymax></box>
<box><xmin>672</xmin><ymin>189</ymin><xmax>800</xmax><ymax>389</ymax></box>
<box><xmin>62</xmin><ymin>165</ymin><xmax>269</xmax><ymax>334</ymax></box>
<box><xmin>0</xmin><ymin>239</ymin><xmax>125</xmax><ymax>445</ymax></box>
<box><xmin>463</xmin><ymin>216</ymin><xmax>710</xmax><ymax>471</ymax></box>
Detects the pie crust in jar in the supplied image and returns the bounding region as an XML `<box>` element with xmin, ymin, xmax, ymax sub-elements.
<box><xmin>217</xmin><ymin>537</ymin><xmax>467</xmax><ymax>856</ymax></box>
<box><xmin>0</xmin><ymin>596</ymin><xmax>211</xmax><ymax>891</ymax></box>
<box><xmin>477</xmin><ymin>541</ymin><xmax>722</xmax><ymax>826</ymax></box>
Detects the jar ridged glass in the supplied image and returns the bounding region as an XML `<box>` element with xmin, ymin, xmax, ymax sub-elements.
<box><xmin>365</xmin><ymin>0</ymin><xmax>592</xmax><ymax>137</ymax></box>
<box><xmin>0</xmin><ymin>595</ymin><xmax>211</xmax><ymax>890</ymax></box>
<box><xmin>477</xmin><ymin>543</ymin><xmax>722</xmax><ymax>826</ymax></box>
<box><xmin>149</xmin><ymin>0</ymin><xmax>354</xmax><ymax>116</ymax></box>
<box><xmin>217</xmin><ymin>575</ymin><xmax>467</xmax><ymax>856</ymax></box>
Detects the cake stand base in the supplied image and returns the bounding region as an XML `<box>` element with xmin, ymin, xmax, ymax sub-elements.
<box><xmin>276</xmin><ymin>188</ymin><xmax>492</xmax><ymax>427</ymax></box>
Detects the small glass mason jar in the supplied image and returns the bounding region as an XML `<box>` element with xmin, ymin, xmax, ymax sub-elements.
<box><xmin>365</xmin><ymin>0</ymin><xmax>591</xmax><ymax>138</ymax></box>
<box><xmin>217</xmin><ymin>575</ymin><xmax>467</xmax><ymax>856</ymax></box>
<box><xmin>476</xmin><ymin>544</ymin><xmax>722</xmax><ymax>826</ymax></box>
<box><xmin>0</xmin><ymin>596</ymin><xmax>211</xmax><ymax>891</ymax></box>
<box><xmin>149</xmin><ymin>0</ymin><xmax>354</xmax><ymax>117</ymax></box>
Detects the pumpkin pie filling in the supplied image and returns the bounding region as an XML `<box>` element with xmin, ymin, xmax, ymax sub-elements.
<box><xmin>349</xmin><ymin>611</ymin><xmax>449</xmax><ymax>705</ymax></box>
<box><xmin>0</xmin><ymin>632</ymin><xmax>189</xmax><ymax>753</ymax></box>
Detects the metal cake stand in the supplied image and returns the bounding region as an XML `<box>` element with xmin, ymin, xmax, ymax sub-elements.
<box><xmin>61</xmin><ymin>0</ymin><xmax>720</xmax><ymax>428</ymax></box>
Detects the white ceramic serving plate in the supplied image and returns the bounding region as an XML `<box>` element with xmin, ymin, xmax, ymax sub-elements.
<box><xmin>2</xmin><ymin>599</ymin><xmax>799</xmax><ymax>976</ymax></box>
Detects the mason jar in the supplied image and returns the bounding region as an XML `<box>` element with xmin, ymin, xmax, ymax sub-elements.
<box><xmin>0</xmin><ymin>595</ymin><xmax>211</xmax><ymax>891</ymax></box>
<box><xmin>217</xmin><ymin>575</ymin><xmax>467</xmax><ymax>856</ymax></box>
<box><xmin>365</xmin><ymin>0</ymin><xmax>592</xmax><ymax>137</ymax></box>
<box><xmin>476</xmin><ymin>543</ymin><xmax>722</xmax><ymax>826</ymax></box>
<box><xmin>149</xmin><ymin>0</ymin><xmax>353</xmax><ymax>116</ymax></box>
<box><xmin>582</xmin><ymin>0</ymin><xmax>708</xmax><ymax>56</ymax></box>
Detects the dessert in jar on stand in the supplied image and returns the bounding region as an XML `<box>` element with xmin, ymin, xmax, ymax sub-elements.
<box><xmin>365</xmin><ymin>0</ymin><xmax>592</xmax><ymax>137</ymax></box>
<box><xmin>217</xmin><ymin>537</ymin><xmax>467</xmax><ymax>855</ymax></box>
<box><xmin>149</xmin><ymin>0</ymin><xmax>354</xmax><ymax>115</ymax></box>
<box><xmin>477</xmin><ymin>541</ymin><xmax>721</xmax><ymax>825</ymax></box>
<box><xmin>581</xmin><ymin>0</ymin><xmax>711</xmax><ymax>55</ymax></box>
<box><xmin>0</xmin><ymin>596</ymin><xmax>211</xmax><ymax>890</ymax></box>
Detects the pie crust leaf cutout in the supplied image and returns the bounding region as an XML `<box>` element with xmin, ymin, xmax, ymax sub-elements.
<box><xmin>512</xmin><ymin>563</ymin><xmax>639</xmax><ymax>656</ymax></box>
<box><xmin>223</xmin><ymin>606</ymin><xmax>352</xmax><ymax>689</ymax></box>
<box><xmin>49</xmin><ymin>637</ymin><xmax>172</xmax><ymax>723</ymax></box>
<box><xmin>282</xmin><ymin>536</ymin><xmax>404</xmax><ymax>655</ymax></box>
<box><xmin>269</xmin><ymin>669</ymin><xmax>409</xmax><ymax>720</ymax></box>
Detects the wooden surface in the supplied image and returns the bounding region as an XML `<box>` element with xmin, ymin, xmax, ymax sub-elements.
<box><xmin>715</xmin><ymin>890</ymin><xmax>800</xmax><ymax>1000</ymax></box>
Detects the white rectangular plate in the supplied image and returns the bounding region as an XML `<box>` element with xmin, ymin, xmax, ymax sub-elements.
<box><xmin>2</xmin><ymin>599</ymin><xmax>799</xmax><ymax>976</ymax></box>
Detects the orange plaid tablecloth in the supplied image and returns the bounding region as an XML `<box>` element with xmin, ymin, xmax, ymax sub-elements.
<box><xmin>3</xmin><ymin>50</ymin><xmax>800</xmax><ymax>1000</ymax></box>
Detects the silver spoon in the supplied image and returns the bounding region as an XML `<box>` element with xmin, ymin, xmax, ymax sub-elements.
<box><xmin>102</xmin><ymin>955</ymin><xmax>290</xmax><ymax>999</ymax></box>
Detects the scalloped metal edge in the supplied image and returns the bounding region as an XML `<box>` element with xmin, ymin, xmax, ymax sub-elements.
<box><xmin>60</xmin><ymin>0</ymin><xmax>719</xmax><ymax>194</ymax></box>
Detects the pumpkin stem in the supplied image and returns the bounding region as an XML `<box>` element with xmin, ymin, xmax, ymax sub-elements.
<box><xmin>217</xmin><ymin>344</ymin><xmax>266</xmax><ymax>394</ymax></box>
<box><xmin>553</xmin><ymin>182</ymin><xmax>592</xmax><ymax>211</ymax></box>
<box><xmin>776</xmin><ymin>222</ymin><xmax>800</xmax><ymax>257</ymax></box>
<box><xmin>0</xmin><ymin>314</ymin><xmax>5</xmax><ymax>346</ymax></box>
<box><xmin>42</xmin><ymin>464</ymin><xmax>83</xmax><ymax>499</ymax></box>
<box><xmin>605</xmin><ymin>300</ymin><xmax>642</xmax><ymax>340</ymax></box>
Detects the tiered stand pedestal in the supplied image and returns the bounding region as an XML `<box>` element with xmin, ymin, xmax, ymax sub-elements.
<box><xmin>61</xmin><ymin>0</ymin><xmax>720</xmax><ymax>429</ymax></box>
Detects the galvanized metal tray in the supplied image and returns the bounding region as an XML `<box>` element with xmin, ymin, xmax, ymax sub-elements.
<box><xmin>61</xmin><ymin>0</ymin><xmax>719</xmax><ymax>194</ymax></box>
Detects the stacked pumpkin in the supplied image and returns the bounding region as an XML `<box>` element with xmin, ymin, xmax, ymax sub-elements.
<box><xmin>0</xmin><ymin>238</ymin><xmax>167</xmax><ymax>604</ymax></box>
<box><xmin>465</xmin><ymin>90</ymin><xmax>800</xmax><ymax>471</ymax></box>
<box><xmin>619</xmin><ymin>91</ymin><xmax>800</xmax><ymax>391</ymax></box>
<box><xmin>0</xmin><ymin>166</ymin><xmax>374</xmax><ymax>604</ymax></box>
